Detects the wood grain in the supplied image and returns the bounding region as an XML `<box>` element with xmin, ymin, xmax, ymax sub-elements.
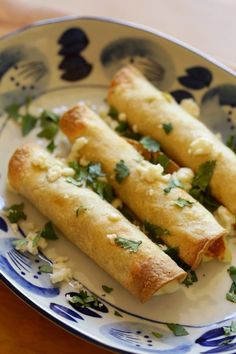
<box><xmin>0</xmin><ymin>281</ymin><xmax>111</xmax><ymax>354</ymax></box>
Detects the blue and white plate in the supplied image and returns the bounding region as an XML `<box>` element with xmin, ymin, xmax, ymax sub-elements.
<box><xmin>0</xmin><ymin>17</ymin><xmax>236</xmax><ymax>354</ymax></box>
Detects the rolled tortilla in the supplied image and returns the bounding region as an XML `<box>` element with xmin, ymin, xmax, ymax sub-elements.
<box><xmin>108</xmin><ymin>65</ymin><xmax>236</xmax><ymax>215</ymax></box>
<box><xmin>60</xmin><ymin>104</ymin><xmax>227</xmax><ymax>268</ymax></box>
<box><xmin>8</xmin><ymin>144</ymin><xmax>186</xmax><ymax>302</ymax></box>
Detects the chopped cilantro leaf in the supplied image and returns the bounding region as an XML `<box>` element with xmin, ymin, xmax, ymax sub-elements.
<box><xmin>144</xmin><ymin>221</ymin><xmax>170</xmax><ymax>240</ymax></box>
<box><xmin>167</xmin><ymin>323</ymin><xmax>189</xmax><ymax>336</ymax></box>
<box><xmin>226</xmin><ymin>292</ymin><xmax>236</xmax><ymax>303</ymax></box>
<box><xmin>114</xmin><ymin>236</ymin><xmax>142</xmax><ymax>253</ymax></box>
<box><xmin>223</xmin><ymin>321</ymin><xmax>236</xmax><ymax>335</ymax></box>
<box><xmin>92</xmin><ymin>181</ymin><xmax>115</xmax><ymax>202</ymax></box>
<box><xmin>153</xmin><ymin>154</ymin><xmax>170</xmax><ymax>171</ymax></box>
<box><xmin>108</xmin><ymin>106</ymin><xmax>119</xmax><ymax>119</ymax></box>
<box><xmin>40</xmin><ymin>221</ymin><xmax>58</xmax><ymax>240</ymax></box>
<box><xmin>162</xmin><ymin>123</ymin><xmax>173</xmax><ymax>134</ymax></box>
<box><xmin>12</xmin><ymin>239</ymin><xmax>27</xmax><ymax>248</ymax></box>
<box><xmin>22</xmin><ymin>114</ymin><xmax>37</xmax><ymax>136</ymax></box>
<box><xmin>152</xmin><ymin>331</ymin><xmax>163</xmax><ymax>339</ymax></box>
<box><xmin>114</xmin><ymin>310</ymin><xmax>123</xmax><ymax>317</ymax></box>
<box><xmin>32</xmin><ymin>233</ymin><xmax>41</xmax><ymax>248</ymax></box>
<box><xmin>102</xmin><ymin>285</ymin><xmax>113</xmax><ymax>294</ymax></box>
<box><xmin>175</xmin><ymin>198</ymin><xmax>194</xmax><ymax>208</ymax></box>
<box><xmin>69</xmin><ymin>290</ymin><xmax>100</xmax><ymax>308</ymax></box>
<box><xmin>39</xmin><ymin>264</ymin><xmax>53</xmax><ymax>273</ymax></box>
<box><xmin>115</xmin><ymin>160</ymin><xmax>130</xmax><ymax>183</ymax></box>
<box><xmin>66</xmin><ymin>176</ymin><xmax>83</xmax><ymax>186</ymax></box>
<box><xmin>87</xmin><ymin>162</ymin><xmax>105</xmax><ymax>180</ymax></box>
<box><xmin>140</xmin><ymin>136</ymin><xmax>160</xmax><ymax>152</ymax></box>
<box><xmin>5</xmin><ymin>203</ymin><xmax>27</xmax><ymax>223</ymax></box>
<box><xmin>164</xmin><ymin>176</ymin><xmax>183</xmax><ymax>194</ymax></box>
<box><xmin>228</xmin><ymin>266</ymin><xmax>236</xmax><ymax>283</ymax></box>
<box><xmin>39</xmin><ymin>110</ymin><xmax>60</xmax><ymax>124</ymax></box>
<box><xmin>115</xmin><ymin>121</ymin><xmax>129</xmax><ymax>133</ymax></box>
<box><xmin>46</xmin><ymin>140</ymin><xmax>56</xmax><ymax>153</ymax></box>
<box><xmin>182</xmin><ymin>270</ymin><xmax>198</xmax><ymax>287</ymax></box>
<box><xmin>191</xmin><ymin>160</ymin><xmax>216</xmax><ymax>192</ymax></box>
<box><xmin>37</xmin><ymin>121</ymin><xmax>58</xmax><ymax>140</ymax></box>
<box><xmin>6</xmin><ymin>102</ymin><xmax>21</xmax><ymax>120</ymax></box>
<box><xmin>226</xmin><ymin>135</ymin><xmax>236</xmax><ymax>154</ymax></box>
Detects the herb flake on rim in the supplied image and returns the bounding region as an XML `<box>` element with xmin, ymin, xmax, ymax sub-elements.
<box><xmin>40</xmin><ymin>221</ymin><xmax>58</xmax><ymax>240</ymax></box>
<box><xmin>39</xmin><ymin>264</ymin><xmax>53</xmax><ymax>273</ymax></box>
<box><xmin>114</xmin><ymin>236</ymin><xmax>142</xmax><ymax>253</ymax></box>
<box><xmin>114</xmin><ymin>310</ymin><xmax>123</xmax><ymax>317</ymax></box>
<box><xmin>102</xmin><ymin>285</ymin><xmax>113</xmax><ymax>294</ymax></box>
<box><xmin>5</xmin><ymin>203</ymin><xmax>27</xmax><ymax>223</ymax></box>
<box><xmin>167</xmin><ymin>323</ymin><xmax>189</xmax><ymax>336</ymax></box>
<box><xmin>223</xmin><ymin>321</ymin><xmax>236</xmax><ymax>335</ymax></box>
<box><xmin>152</xmin><ymin>331</ymin><xmax>163</xmax><ymax>339</ymax></box>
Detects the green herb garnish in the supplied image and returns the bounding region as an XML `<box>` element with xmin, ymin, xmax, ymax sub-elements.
<box><xmin>164</xmin><ymin>176</ymin><xmax>183</xmax><ymax>194</ymax></box>
<box><xmin>22</xmin><ymin>113</ymin><xmax>37</xmax><ymax>136</ymax></box>
<box><xmin>69</xmin><ymin>290</ymin><xmax>100</xmax><ymax>308</ymax></box>
<box><xmin>39</xmin><ymin>264</ymin><xmax>53</xmax><ymax>273</ymax></box>
<box><xmin>114</xmin><ymin>310</ymin><xmax>123</xmax><ymax>317</ymax></box>
<box><xmin>175</xmin><ymin>198</ymin><xmax>194</xmax><ymax>208</ymax></box>
<box><xmin>140</xmin><ymin>136</ymin><xmax>160</xmax><ymax>152</ymax></box>
<box><xmin>167</xmin><ymin>323</ymin><xmax>189</xmax><ymax>336</ymax></box>
<box><xmin>152</xmin><ymin>331</ymin><xmax>163</xmax><ymax>339</ymax></box>
<box><xmin>5</xmin><ymin>203</ymin><xmax>27</xmax><ymax>223</ymax></box>
<box><xmin>40</xmin><ymin>221</ymin><xmax>58</xmax><ymax>240</ymax></box>
<box><xmin>114</xmin><ymin>236</ymin><xmax>142</xmax><ymax>253</ymax></box>
<box><xmin>12</xmin><ymin>239</ymin><xmax>27</xmax><ymax>248</ymax></box>
<box><xmin>153</xmin><ymin>154</ymin><xmax>170</xmax><ymax>172</ymax></box>
<box><xmin>108</xmin><ymin>106</ymin><xmax>119</xmax><ymax>119</ymax></box>
<box><xmin>226</xmin><ymin>266</ymin><xmax>236</xmax><ymax>303</ymax></box>
<box><xmin>223</xmin><ymin>321</ymin><xmax>236</xmax><ymax>335</ymax></box>
<box><xmin>182</xmin><ymin>270</ymin><xmax>198</xmax><ymax>287</ymax></box>
<box><xmin>144</xmin><ymin>221</ymin><xmax>170</xmax><ymax>241</ymax></box>
<box><xmin>5</xmin><ymin>102</ymin><xmax>21</xmax><ymax>120</ymax></box>
<box><xmin>68</xmin><ymin>161</ymin><xmax>115</xmax><ymax>202</ymax></box>
<box><xmin>226</xmin><ymin>135</ymin><xmax>236</xmax><ymax>154</ymax></box>
<box><xmin>46</xmin><ymin>140</ymin><xmax>56</xmax><ymax>153</ymax></box>
<box><xmin>102</xmin><ymin>285</ymin><xmax>113</xmax><ymax>294</ymax></box>
<box><xmin>37</xmin><ymin>110</ymin><xmax>60</xmax><ymax>141</ymax></box>
<box><xmin>115</xmin><ymin>160</ymin><xmax>130</xmax><ymax>183</ymax></box>
<box><xmin>162</xmin><ymin>123</ymin><xmax>173</xmax><ymax>134</ymax></box>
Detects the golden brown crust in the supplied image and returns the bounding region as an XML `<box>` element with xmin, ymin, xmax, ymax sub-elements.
<box><xmin>8</xmin><ymin>144</ymin><xmax>186</xmax><ymax>302</ymax></box>
<box><xmin>60</xmin><ymin>104</ymin><xmax>227</xmax><ymax>268</ymax></box>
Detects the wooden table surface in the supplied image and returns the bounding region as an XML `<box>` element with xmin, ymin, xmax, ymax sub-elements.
<box><xmin>0</xmin><ymin>281</ymin><xmax>111</xmax><ymax>354</ymax></box>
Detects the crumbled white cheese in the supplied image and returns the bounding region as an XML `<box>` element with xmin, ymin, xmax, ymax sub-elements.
<box><xmin>103</xmin><ymin>115</ymin><xmax>119</xmax><ymax>130</ymax></box>
<box><xmin>173</xmin><ymin>167</ymin><xmax>194</xmax><ymax>191</ymax></box>
<box><xmin>188</xmin><ymin>137</ymin><xmax>213</xmax><ymax>156</ymax></box>
<box><xmin>215</xmin><ymin>132</ymin><xmax>223</xmax><ymax>141</ymax></box>
<box><xmin>50</xmin><ymin>262</ymin><xmax>72</xmax><ymax>284</ymax></box>
<box><xmin>108</xmin><ymin>213</ymin><xmax>121</xmax><ymax>222</ymax></box>
<box><xmin>118</xmin><ymin>112</ymin><xmax>127</xmax><ymax>121</ymax></box>
<box><xmin>14</xmin><ymin>232</ymin><xmax>48</xmax><ymax>255</ymax></box>
<box><xmin>214</xmin><ymin>206</ymin><xmax>236</xmax><ymax>237</ymax></box>
<box><xmin>67</xmin><ymin>137</ymin><xmax>88</xmax><ymax>162</ymax></box>
<box><xmin>61</xmin><ymin>167</ymin><xmax>75</xmax><ymax>177</ymax></box>
<box><xmin>69</xmin><ymin>280</ymin><xmax>84</xmax><ymax>291</ymax></box>
<box><xmin>181</xmin><ymin>98</ymin><xmax>200</xmax><ymax>117</ymax></box>
<box><xmin>107</xmin><ymin>233</ymin><xmax>117</xmax><ymax>243</ymax></box>
<box><xmin>47</xmin><ymin>165</ymin><xmax>63</xmax><ymax>182</ymax></box>
<box><xmin>10</xmin><ymin>223</ymin><xmax>18</xmax><ymax>234</ymax></box>
<box><xmin>136</xmin><ymin>161</ymin><xmax>169</xmax><ymax>183</ymax></box>
<box><xmin>111</xmin><ymin>198</ymin><xmax>123</xmax><ymax>209</ymax></box>
<box><xmin>32</xmin><ymin>152</ymin><xmax>49</xmax><ymax>170</ymax></box>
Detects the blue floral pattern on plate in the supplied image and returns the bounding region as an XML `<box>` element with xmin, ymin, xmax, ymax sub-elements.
<box><xmin>0</xmin><ymin>17</ymin><xmax>236</xmax><ymax>354</ymax></box>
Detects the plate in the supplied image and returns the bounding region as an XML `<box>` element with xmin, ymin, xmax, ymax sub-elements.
<box><xmin>0</xmin><ymin>16</ymin><xmax>236</xmax><ymax>354</ymax></box>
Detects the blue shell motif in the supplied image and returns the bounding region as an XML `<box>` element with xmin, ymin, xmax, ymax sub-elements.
<box><xmin>58</xmin><ymin>28</ymin><xmax>92</xmax><ymax>82</ymax></box>
<box><xmin>100</xmin><ymin>37</ymin><xmax>176</xmax><ymax>90</ymax></box>
<box><xmin>0</xmin><ymin>237</ymin><xmax>59</xmax><ymax>297</ymax></box>
<box><xmin>196</xmin><ymin>326</ymin><xmax>236</xmax><ymax>353</ymax></box>
<box><xmin>0</xmin><ymin>46</ymin><xmax>49</xmax><ymax>111</ymax></box>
